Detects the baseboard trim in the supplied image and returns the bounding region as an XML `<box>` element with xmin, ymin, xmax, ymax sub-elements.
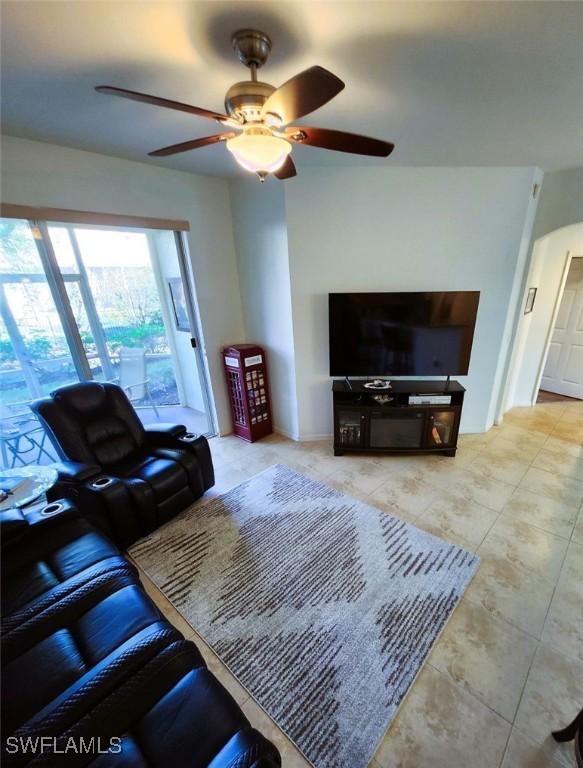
<box><xmin>273</xmin><ymin>427</ymin><xmax>301</xmax><ymax>442</ymax></box>
<box><xmin>274</xmin><ymin>429</ymin><xmax>333</xmax><ymax>442</ymax></box>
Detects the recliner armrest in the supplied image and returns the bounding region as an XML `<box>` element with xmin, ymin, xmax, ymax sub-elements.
<box><xmin>25</xmin><ymin>498</ymin><xmax>80</xmax><ymax>528</ymax></box>
<box><xmin>54</xmin><ymin>461</ymin><xmax>101</xmax><ymax>484</ymax></box>
<box><xmin>144</xmin><ymin>423</ymin><xmax>187</xmax><ymax>448</ymax></box>
<box><xmin>206</xmin><ymin>729</ymin><xmax>282</xmax><ymax>768</ymax></box>
<box><xmin>0</xmin><ymin>508</ymin><xmax>29</xmax><ymax>547</ymax></box>
<box><xmin>2</xmin><ymin>500</ymin><xmax>80</xmax><ymax>549</ymax></box>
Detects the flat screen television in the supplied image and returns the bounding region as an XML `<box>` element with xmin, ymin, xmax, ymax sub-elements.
<box><xmin>329</xmin><ymin>291</ymin><xmax>480</xmax><ymax>377</ymax></box>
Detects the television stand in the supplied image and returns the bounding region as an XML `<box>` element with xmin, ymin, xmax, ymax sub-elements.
<box><xmin>332</xmin><ymin>379</ymin><xmax>465</xmax><ymax>457</ymax></box>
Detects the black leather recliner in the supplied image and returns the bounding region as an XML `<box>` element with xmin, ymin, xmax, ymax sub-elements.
<box><xmin>32</xmin><ymin>382</ymin><xmax>215</xmax><ymax>548</ymax></box>
<box><xmin>1</xmin><ymin>502</ymin><xmax>281</xmax><ymax>767</ymax></box>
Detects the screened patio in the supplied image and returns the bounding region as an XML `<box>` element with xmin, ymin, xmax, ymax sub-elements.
<box><xmin>1</xmin><ymin>215</ymin><xmax>214</xmax><ymax>470</ymax></box>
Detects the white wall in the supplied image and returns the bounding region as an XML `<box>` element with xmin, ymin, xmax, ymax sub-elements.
<box><xmin>532</xmin><ymin>167</ymin><xmax>583</xmax><ymax>241</ymax></box>
<box><xmin>283</xmin><ymin>166</ymin><xmax>539</xmax><ymax>437</ymax></box>
<box><xmin>0</xmin><ymin>135</ymin><xmax>245</xmax><ymax>433</ymax></box>
<box><xmin>489</xmin><ymin>167</ymin><xmax>544</xmax><ymax>422</ymax></box>
<box><xmin>230</xmin><ymin>178</ymin><xmax>299</xmax><ymax>438</ymax></box>
<box><xmin>506</xmin><ymin>223</ymin><xmax>583</xmax><ymax>406</ymax></box>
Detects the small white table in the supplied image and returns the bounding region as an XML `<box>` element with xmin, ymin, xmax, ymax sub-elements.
<box><xmin>0</xmin><ymin>465</ymin><xmax>58</xmax><ymax>511</ymax></box>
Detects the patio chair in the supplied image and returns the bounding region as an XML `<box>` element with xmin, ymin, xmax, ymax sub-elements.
<box><xmin>117</xmin><ymin>346</ymin><xmax>160</xmax><ymax>419</ymax></box>
<box><xmin>0</xmin><ymin>402</ymin><xmax>55</xmax><ymax>469</ymax></box>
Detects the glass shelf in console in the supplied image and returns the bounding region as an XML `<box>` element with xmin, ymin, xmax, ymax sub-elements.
<box><xmin>428</xmin><ymin>410</ymin><xmax>456</xmax><ymax>447</ymax></box>
<box><xmin>337</xmin><ymin>409</ymin><xmax>363</xmax><ymax>449</ymax></box>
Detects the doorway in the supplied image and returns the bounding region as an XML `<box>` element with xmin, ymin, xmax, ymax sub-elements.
<box><xmin>504</xmin><ymin>223</ymin><xmax>583</xmax><ymax>411</ymax></box>
<box><xmin>0</xmin><ymin>217</ymin><xmax>216</xmax><ymax>468</ymax></box>
<box><xmin>539</xmin><ymin>256</ymin><xmax>583</xmax><ymax>400</ymax></box>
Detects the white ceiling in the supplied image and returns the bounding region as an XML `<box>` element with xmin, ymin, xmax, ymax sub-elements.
<box><xmin>1</xmin><ymin>1</ymin><xmax>582</xmax><ymax>178</ymax></box>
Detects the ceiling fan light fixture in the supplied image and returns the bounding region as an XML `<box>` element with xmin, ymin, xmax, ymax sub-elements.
<box><xmin>226</xmin><ymin>128</ymin><xmax>291</xmax><ymax>175</ymax></box>
<box><xmin>95</xmin><ymin>28</ymin><xmax>394</xmax><ymax>180</ymax></box>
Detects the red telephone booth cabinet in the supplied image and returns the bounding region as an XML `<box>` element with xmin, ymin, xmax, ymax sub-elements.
<box><xmin>223</xmin><ymin>344</ymin><xmax>273</xmax><ymax>442</ymax></box>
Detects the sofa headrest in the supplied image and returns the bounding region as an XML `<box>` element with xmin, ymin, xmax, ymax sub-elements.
<box><xmin>52</xmin><ymin>381</ymin><xmax>108</xmax><ymax>414</ymax></box>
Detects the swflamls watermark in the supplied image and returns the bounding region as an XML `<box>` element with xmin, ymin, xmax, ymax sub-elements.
<box><xmin>5</xmin><ymin>736</ymin><xmax>123</xmax><ymax>755</ymax></box>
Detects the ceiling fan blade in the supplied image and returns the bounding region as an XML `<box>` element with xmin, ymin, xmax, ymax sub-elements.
<box><xmin>287</xmin><ymin>126</ymin><xmax>394</xmax><ymax>157</ymax></box>
<box><xmin>262</xmin><ymin>66</ymin><xmax>344</xmax><ymax>124</ymax></box>
<box><xmin>95</xmin><ymin>86</ymin><xmax>228</xmax><ymax>122</ymax></box>
<box><xmin>148</xmin><ymin>133</ymin><xmax>236</xmax><ymax>157</ymax></box>
<box><xmin>274</xmin><ymin>155</ymin><xmax>297</xmax><ymax>180</ymax></box>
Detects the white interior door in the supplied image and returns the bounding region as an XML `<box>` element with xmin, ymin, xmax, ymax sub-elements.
<box><xmin>541</xmin><ymin>256</ymin><xmax>583</xmax><ymax>398</ymax></box>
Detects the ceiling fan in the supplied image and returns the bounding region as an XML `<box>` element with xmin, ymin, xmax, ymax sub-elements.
<box><xmin>96</xmin><ymin>29</ymin><xmax>395</xmax><ymax>181</ymax></box>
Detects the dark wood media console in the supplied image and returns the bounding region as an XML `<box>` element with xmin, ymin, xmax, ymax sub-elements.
<box><xmin>332</xmin><ymin>379</ymin><xmax>465</xmax><ymax>457</ymax></box>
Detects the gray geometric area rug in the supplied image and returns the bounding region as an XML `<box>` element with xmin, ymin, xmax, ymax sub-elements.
<box><xmin>130</xmin><ymin>464</ymin><xmax>480</xmax><ymax>768</ymax></box>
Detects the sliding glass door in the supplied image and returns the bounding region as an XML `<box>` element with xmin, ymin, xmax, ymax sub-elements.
<box><xmin>47</xmin><ymin>225</ymin><xmax>115</xmax><ymax>382</ymax></box>
<box><xmin>0</xmin><ymin>219</ymin><xmax>80</xmax><ymax>404</ymax></box>
<box><xmin>0</xmin><ymin>217</ymin><xmax>215</xmax><ymax>469</ymax></box>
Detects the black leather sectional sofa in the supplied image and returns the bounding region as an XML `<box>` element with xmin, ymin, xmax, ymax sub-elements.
<box><xmin>1</xmin><ymin>499</ymin><xmax>281</xmax><ymax>767</ymax></box>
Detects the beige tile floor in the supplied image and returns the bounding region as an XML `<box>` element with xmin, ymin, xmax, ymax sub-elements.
<box><xmin>135</xmin><ymin>398</ymin><xmax>583</xmax><ymax>768</ymax></box>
